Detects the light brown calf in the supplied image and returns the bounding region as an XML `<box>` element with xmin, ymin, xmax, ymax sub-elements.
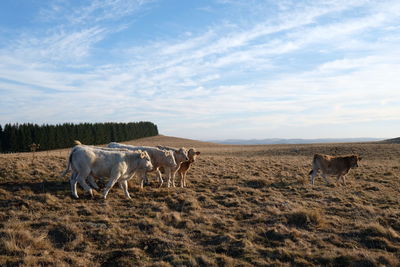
<box><xmin>177</xmin><ymin>148</ymin><xmax>201</xmax><ymax>187</ymax></box>
<box><xmin>309</xmin><ymin>154</ymin><xmax>361</xmax><ymax>185</ymax></box>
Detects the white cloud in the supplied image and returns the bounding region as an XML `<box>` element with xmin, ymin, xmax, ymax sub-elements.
<box><xmin>1</xmin><ymin>0</ymin><xmax>400</xmax><ymax>139</ymax></box>
<box><xmin>39</xmin><ymin>0</ymin><xmax>151</xmax><ymax>25</ymax></box>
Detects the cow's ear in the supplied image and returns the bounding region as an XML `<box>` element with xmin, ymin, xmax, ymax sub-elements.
<box><xmin>140</xmin><ymin>152</ymin><xmax>146</xmax><ymax>158</ymax></box>
<box><xmin>358</xmin><ymin>156</ymin><xmax>362</xmax><ymax>161</ymax></box>
<box><xmin>196</xmin><ymin>151</ymin><xmax>201</xmax><ymax>155</ymax></box>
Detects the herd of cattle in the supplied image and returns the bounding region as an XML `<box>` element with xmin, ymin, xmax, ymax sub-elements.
<box><xmin>61</xmin><ymin>141</ymin><xmax>361</xmax><ymax>199</ymax></box>
<box><xmin>61</xmin><ymin>141</ymin><xmax>201</xmax><ymax>199</ymax></box>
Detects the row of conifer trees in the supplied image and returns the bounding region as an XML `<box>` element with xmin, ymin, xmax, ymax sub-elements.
<box><xmin>0</xmin><ymin>121</ymin><xmax>158</xmax><ymax>153</ymax></box>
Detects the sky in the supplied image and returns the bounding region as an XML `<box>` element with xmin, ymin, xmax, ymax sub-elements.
<box><xmin>0</xmin><ymin>0</ymin><xmax>400</xmax><ymax>141</ymax></box>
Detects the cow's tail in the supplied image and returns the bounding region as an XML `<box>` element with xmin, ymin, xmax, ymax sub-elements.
<box><xmin>74</xmin><ymin>140</ymin><xmax>82</xmax><ymax>146</ymax></box>
<box><xmin>60</xmin><ymin>141</ymin><xmax>82</xmax><ymax>178</ymax></box>
<box><xmin>60</xmin><ymin>150</ymin><xmax>74</xmax><ymax>177</ymax></box>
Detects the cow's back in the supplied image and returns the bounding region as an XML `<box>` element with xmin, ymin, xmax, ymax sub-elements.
<box><xmin>121</xmin><ymin>145</ymin><xmax>164</xmax><ymax>168</ymax></box>
<box><xmin>71</xmin><ymin>146</ymin><xmax>97</xmax><ymax>171</ymax></box>
<box><xmin>91</xmin><ymin>151</ymin><xmax>125</xmax><ymax>176</ymax></box>
<box><xmin>74</xmin><ymin>146</ymin><xmax>126</xmax><ymax>177</ymax></box>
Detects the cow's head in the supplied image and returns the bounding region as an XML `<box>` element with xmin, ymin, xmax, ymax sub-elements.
<box><xmin>140</xmin><ymin>151</ymin><xmax>153</xmax><ymax>171</ymax></box>
<box><xmin>176</xmin><ymin>147</ymin><xmax>189</xmax><ymax>163</ymax></box>
<box><xmin>350</xmin><ymin>155</ymin><xmax>361</xmax><ymax>168</ymax></box>
<box><xmin>187</xmin><ymin>148</ymin><xmax>201</xmax><ymax>163</ymax></box>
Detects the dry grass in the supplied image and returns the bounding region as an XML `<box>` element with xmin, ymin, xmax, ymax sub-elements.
<box><xmin>0</xmin><ymin>135</ymin><xmax>399</xmax><ymax>266</ymax></box>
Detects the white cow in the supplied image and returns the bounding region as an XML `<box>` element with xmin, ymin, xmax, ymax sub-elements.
<box><xmin>63</xmin><ymin>141</ymin><xmax>130</xmax><ymax>191</ymax></box>
<box><xmin>107</xmin><ymin>143</ymin><xmax>177</xmax><ymax>187</ymax></box>
<box><xmin>63</xmin><ymin>145</ymin><xmax>153</xmax><ymax>199</ymax></box>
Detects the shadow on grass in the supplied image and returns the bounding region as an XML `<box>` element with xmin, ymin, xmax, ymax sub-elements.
<box><xmin>0</xmin><ymin>180</ymin><xmax>67</xmax><ymax>195</ymax></box>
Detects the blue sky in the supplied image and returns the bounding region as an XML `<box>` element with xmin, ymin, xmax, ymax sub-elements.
<box><xmin>1</xmin><ymin>0</ymin><xmax>400</xmax><ymax>140</ymax></box>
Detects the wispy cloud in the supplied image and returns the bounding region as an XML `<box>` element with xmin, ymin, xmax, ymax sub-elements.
<box><xmin>1</xmin><ymin>0</ymin><xmax>399</xmax><ymax>139</ymax></box>
<box><xmin>39</xmin><ymin>0</ymin><xmax>151</xmax><ymax>25</ymax></box>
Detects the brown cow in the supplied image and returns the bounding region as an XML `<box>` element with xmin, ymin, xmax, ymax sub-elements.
<box><xmin>177</xmin><ymin>148</ymin><xmax>201</xmax><ymax>187</ymax></box>
<box><xmin>309</xmin><ymin>154</ymin><xmax>361</xmax><ymax>185</ymax></box>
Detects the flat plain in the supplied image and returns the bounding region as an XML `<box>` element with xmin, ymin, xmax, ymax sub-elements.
<box><xmin>0</xmin><ymin>135</ymin><xmax>399</xmax><ymax>266</ymax></box>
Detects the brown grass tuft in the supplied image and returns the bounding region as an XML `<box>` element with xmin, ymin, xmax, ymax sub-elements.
<box><xmin>286</xmin><ymin>208</ymin><xmax>326</xmax><ymax>229</ymax></box>
<box><xmin>1</xmin><ymin>136</ymin><xmax>400</xmax><ymax>266</ymax></box>
<box><xmin>0</xmin><ymin>219</ymin><xmax>51</xmax><ymax>257</ymax></box>
<box><xmin>245</xmin><ymin>178</ymin><xmax>268</xmax><ymax>189</ymax></box>
<box><xmin>360</xmin><ymin>222</ymin><xmax>400</xmax><ymax>240</ymax></box>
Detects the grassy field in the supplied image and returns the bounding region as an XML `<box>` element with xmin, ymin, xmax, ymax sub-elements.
<box><xmin>0</xmin><ymin>135</ymin><xmax>399</xmax><ymax>266</ymax></box>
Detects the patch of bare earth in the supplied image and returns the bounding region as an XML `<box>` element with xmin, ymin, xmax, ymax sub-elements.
<box><xmin>0</xmin><ymin>135</ymin><xmax>399</xmax><ymax>266</ymax></box>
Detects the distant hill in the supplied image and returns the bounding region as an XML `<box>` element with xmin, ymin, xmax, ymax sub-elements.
<box><xmin>382</xmin><ymin>137</ymin><xmax>400</xmax><ymax>144</ymax></box>
<box><xmin>123</xmin><ymin>135</ymin><xmax>224</xmax><ymax>148</ymax></box>
<box><xmin>209</xmin><ymin>137</ymin><xmax>383</xmax><ymax>145</ymax></box>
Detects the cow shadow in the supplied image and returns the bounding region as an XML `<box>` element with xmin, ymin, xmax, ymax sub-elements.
<box><xmin>0</xmin><ymin>179</ymin><xmax>68</xmax><ymax>195</ymax></box>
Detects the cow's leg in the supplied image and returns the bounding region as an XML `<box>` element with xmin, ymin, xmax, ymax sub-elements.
<box><xmin>70</xmin><ymin>172</ymin><xmax>79</xmax><ymax>199</ymax></box>
<box><xmin>179</xmin><ymin>171</ymin><xmax>184</xmax><ymax>188</ymax></box>
<box><xmin>166</xmin><ymin>169</ymin><xmax>173</xmax><ymax>188</ymax></box>
<box><xmin>171</xmin><ymin>169</ymin><xmax>177</xmax><ymax>188</ymax></box>
<box><xmin>75</xmin><ymin>173</ymin><xmax>93</xmax><ymax>198</ymax></box>
<box><xmin>144</xmin><ymin>174</ymin><xmax>150</xmax><ymax>186</ymax></box>
<box><xmin>309</xmin><ymin>169</ymin><xmax>317</xmax><ymax>185</ymax></box>
<box><xmin>87</xmin><ymin>175</ymin><xmax>100</xmax><ymax>190</ymax></box>
<box><xmin>131</xmin><ymin>170</ymin><xmax>146</xmax><ymax>190</ymax></box>
<box><xmin>183</xmin><ymin>171</ymin><xmax>188</xmax><ymax>187</ymax></box>
<box><xmin>141</xmin><ymin>172</ymin><xmax>151</xmax><ymax>188</ymax></box>
<box><xmin>139</xmin><ymin>173</ymin><xmax>146</xmax><ymax>189</ymax></box>
<box><xmin>341</xmin><ymin>175</ymin><xmax>346</xmax><ymax>185</ymax></box>
<box><xmin>70</xmin><ymin>171</ymin><xmax>93</xmax><ymax>198</ymax></box>
<box><xmin>119</xmin><ymin>180</ymin><xmax>131</xmax><ymax>199</ymax></box>
<box><xmin>140</xmin><ymin>171</ymin><xmax>149</xmax><ymax>186</ymax></box>
<box><xmin>321</xmin><ymin>173</ymin><xmax>330</xmax><ymax>185</ymax></box>
<box><xmin>102</xmin><ymin>171</ymin><xmax>122</xmax><ymax>199</ymax></box>
<box><xmin>156</xmin><ymin>169</ymin><xmax>164</xmax><ymax>188</ymax></box>
<box><xmin>335</xmin><ymin>175</ymin><xmax>341</xmax><ymax>183</ymax></box>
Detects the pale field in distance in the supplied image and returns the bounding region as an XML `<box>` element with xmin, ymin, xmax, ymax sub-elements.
<box><xmin>0</xmin><ymin>135</ymin><xmax>399</xmax><ymax>266</ymax></box>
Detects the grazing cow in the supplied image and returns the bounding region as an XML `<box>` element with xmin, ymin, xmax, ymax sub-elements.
<box><xmin>156</xmin><ymin>145</ymin><xmax>190</xmax><ymax>187</ymax></box>
<box><xmin>309</xmin><ymin>154</ymin><xmax>361</xmax><ymax>185</ymax></box>
<box><xmin>62</xmin><ymin>145</ymin><xmax>153</xmax><ymax>199</ymax></box>
<box><xmin>157</xmin><ymin>146</ymin><xmax>200</xmax><ymax>187</ymax></box>
<box><xmin>107</xmin><ymin>143</ymin><xmax>177</xmax><ymax>188</ymax></box>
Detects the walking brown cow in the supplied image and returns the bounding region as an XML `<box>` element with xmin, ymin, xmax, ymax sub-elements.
<box><xmin>309</xmin><ymin>154</ymin><xmax>361</xmax><ymax>185</ymax></box>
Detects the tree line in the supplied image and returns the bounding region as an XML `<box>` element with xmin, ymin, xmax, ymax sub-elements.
<box><xmin>0</xmin><ymin>122</ymin><xmax>159</xmax><ymax>153</ymax></box>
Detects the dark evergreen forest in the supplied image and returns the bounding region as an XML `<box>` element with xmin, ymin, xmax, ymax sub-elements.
<box><xmin>0</xmin><ymin>122</ymin><xmax>158</xmax><ymax>153</ymax></box>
